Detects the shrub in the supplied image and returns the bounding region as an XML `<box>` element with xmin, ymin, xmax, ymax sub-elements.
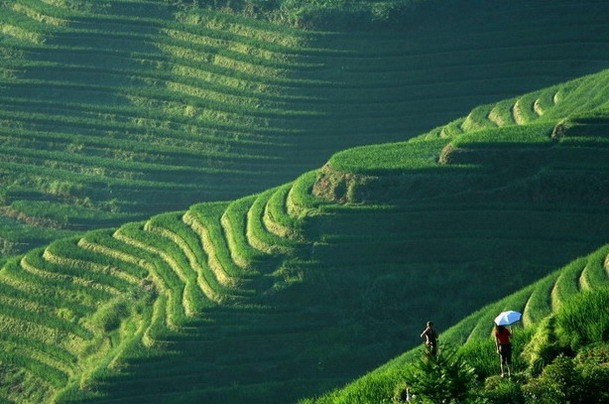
<box><xmin>537</xmin><ymin>355</ymin><xmax>584</xmax><ymax>402</ymax></box>
<box><xmin>577</xmin><ymin>362</ymin><xmax>609</xmax><ymax>403</ymax></box>
<box><xmin>521</xmin><ymin>377</ymin><xmax>564</xmax><ymax>404</ymax></box>
<box><xmin>520</xmin><ymin>353</ymin><xmax>607</xmax><ymax>404</ymax></box>
<box><xmin>401</xmin><ymin>344</ymin><xmax>477</xmax><ymax>403</ymax></box>
<box><xmin>575</xmin><ymin>343</ymin><xmax>609</xmax><ymax>403</ymax></box>
<box><xmin>575</xmin><ymin>342</ymin><xmax>609</xmax><ymax>366</ymax></box>
<box><xmin>477</xmin><ymin>376</ymin><xmax>524</xmax><ymax>404</ymax></box>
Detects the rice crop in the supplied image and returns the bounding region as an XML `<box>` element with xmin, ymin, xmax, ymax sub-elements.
<box><xmin>3</xmin><ymin>1</ymin><xmax>609</xmax><ymax>402</ymax></box>
<box><xmin>4</xmin><ymin>0</ymin><xmax>609</xmax><ymax>264</ymax></box>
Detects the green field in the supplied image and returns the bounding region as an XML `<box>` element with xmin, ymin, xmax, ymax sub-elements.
<box><xmin>2</xmin><ymin>65</ymin><xmax>609</xmax><ymax>403</ymax></box>
<box><xmin>2</xmin><ymin>0</ymin><xmax>609</xmax><ymax>261</ymax></box>
<box><xmin>2</xmin><ymin>0</ymin><xmax>609</xmax><ymax>402</ymax></box>
<box><xmin>304</xmin><ymin>64</ymin><xmax>609</xmax><ymax>404</ymax></box>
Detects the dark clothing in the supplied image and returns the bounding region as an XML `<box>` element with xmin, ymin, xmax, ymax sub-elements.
<box><xmin>426</xmin><ymin>341</ymin><xmax>437</xmax><ymax>356</ymax></box>
<box><xmin>499</xmin><ymin>343</ymin><xmax>512</xmax><ymax>365</ymax></box>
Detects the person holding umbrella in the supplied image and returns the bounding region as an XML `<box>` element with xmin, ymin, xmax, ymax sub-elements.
<box><xmin>494</xmin><ymin>324</ymin><xmax>512</xmax><ymax>377</ymax></box>
<box><xmin>493</xmin><ymin>310</ymin><xmax>521</xmax><ymax>378</ymax></box>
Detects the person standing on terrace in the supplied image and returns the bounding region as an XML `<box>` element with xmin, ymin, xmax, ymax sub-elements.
<box><xmin>494</xmin><ymin>324</ymin><xmax>513</xmax><ymax>377</ymax></box>
<box><xmin>420</xmin><ymin>321</ymin><xmax>438</xmax><ymax>357</ymax></box>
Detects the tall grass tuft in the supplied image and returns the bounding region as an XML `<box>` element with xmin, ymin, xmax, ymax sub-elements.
<box><xmin>555</xmin><ymin>287</ymin><xmax>609</xmax><ymax>352</ymax></box>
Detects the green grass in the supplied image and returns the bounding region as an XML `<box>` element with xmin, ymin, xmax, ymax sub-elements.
<box><xmin>146</xmin><ymin>212</ymin><xmax>220</xmax><ymax>310</ymax></box>
<box><xmin>3</xmin><ymin>0</ymin><xmax>609</xmax><ymax>402</ymax></box>
<box><xmin>298</xmin><ymin>60</ymin><xmax>609</xmax><ymax>404</ymax></box>
<box><xmin>246</xmin><ymin>188</ymin><xmax>304</xmax><ymax>255</ymax></box>
<box><xmin>263</xmin><ymin>182</ymin><xmax>306</xmax><ymax>241</ymax></box>
<box><xmin>7</xmin><ymin>65</ymin><xmax>609</xmax><ymax>400</ymax></box>
<box><xmin>4</xmin><ymin>0</ymin><xmax>609</xmax><ymax>264</ymax></box>
<box><xmin>320</xmin><ymin>238</ymin><xmax>609</xmax><ymax>402</ymax></box>
<box><xmin>187</xmin><ymin>201</ymin><xmax>255</xmax><ymax>281</ymax></box>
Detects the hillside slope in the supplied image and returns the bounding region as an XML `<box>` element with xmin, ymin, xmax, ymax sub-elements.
<box><xmin>310</xmin><ymin>243</ymin><xmax>609</xmax><ymax>403</ymax></box>
<box><xmin>306</xmin><ymin>71</ymin><xmax>609</xmax><ymax>402</ymax></box>
<box><xmin>3</xmin><ymin>65</ymin><xmax>609</xmax><ymax>402</ymax></box>
<box><xmin>3</xmin><ymin>0</ymin><xmax>609</xmax><ymax>262</ymax></box>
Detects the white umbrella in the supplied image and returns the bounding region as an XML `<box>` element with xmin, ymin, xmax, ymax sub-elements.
<box><xmin>494</xmin><ymin>310</ymin><xmax>522</xmax><ymax>326</ymax></box>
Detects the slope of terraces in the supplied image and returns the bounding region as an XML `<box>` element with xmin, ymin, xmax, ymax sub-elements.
<box><xmin>4</xmin><ymin>67</ymin><xmax>609</xmax><ymax>402</ymax></box>
<box><xmin>310</xmin><ymin>244</ymin><xmax>609</xmax><ymax>403</ymax></box>
<box><xmin>0</xmin><ymin>180</ymin><xmax>306</xmax><ymax>402</ymax></box>
<box><xmin>303</xmin><ymin>70</ymin><xmax>609</xmax><ymax>403</ymax></box>
<box><xmin>3</xmin><ymin>0</ymin><xmax>609</xmax><ymax>261</ymax></box>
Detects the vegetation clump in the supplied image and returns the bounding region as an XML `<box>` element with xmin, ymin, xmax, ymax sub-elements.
<box><xmin>385</xmin><ymin>290</ymin><xmax>609</xmax><ymax>403</ymax></box>
<box><xmin>170</xmin><ymin>0</ymin><xmax>438</xmax><ymax>30</ymax></box>
<box><xmin>397</xmin><ymin>345</ymin><xmax>477</xmax><ymax>403</ymax></box>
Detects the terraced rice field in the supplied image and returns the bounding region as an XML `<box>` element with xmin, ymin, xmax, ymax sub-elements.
<box><xmin>3</xmin><ymin>0</ymin><xmax>609</xmax><ymax>260</ymax></box>
<box><xmin>318</xmin><ymin>68</ymin><xmax>609</xmax><ymax>305</ymax></box>
<box><xmin>4</xmin><ymin>0</ymin><xmax>609</xmax><ymax>402</ymax></box>
<box><xmin>3</xmin><ymin>64</ymin><xmax>609</xmax><ymax>401</ymax></box>
<box><xmin>440</xmin><ymin>244</ymin><xmax>609</xmax><ymax>346</ymax></box>
<box><xmin>0</xmin><ymin>168</ymin><xmax>336</xmax><ymax>402</ymax></box>
<box><xmin>305</xmin><ymin>69</ymin><xmax>609</xmax><ymax>404</ymax></box>
<box><xmin>324</xmin><ymin>240</ymin><xmax>609</xmax><ymax>403</ymax></box>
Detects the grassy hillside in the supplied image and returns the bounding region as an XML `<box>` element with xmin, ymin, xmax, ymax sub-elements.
<box><xmin>3</xmin><ymin>61</ymin><xmax>609</xmax><ymax>402</ymax></box>
<box><xmin>304</xmin><ymin>71</ymin><xmax>609</xmax><ymax>402</ymax></box>
<box><xmin>3</xmin><ymin>0</ymin><xmax>609</xmax><ymax>263</ymax></box>
<box><xmin>310</xmin><ymin>245</ymin><xmax>609</xmax><ymax>403</ymax></box>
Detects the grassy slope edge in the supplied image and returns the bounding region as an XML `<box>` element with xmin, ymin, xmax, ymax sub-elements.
<box><xmin>3</xmin><ymin>0</ymin><xmax>609</xmax><ymax>263</ymax></box>
<box><xmin>305</xmin><ymin>69</ymin><xmax>609</xmax><ymax>403</ymax></box>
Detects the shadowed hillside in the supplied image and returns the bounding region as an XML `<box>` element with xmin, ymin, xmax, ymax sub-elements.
<box><xmin>3</xmin><ymin>61</ymin><xmax>609</xmax><ymax>401</ymax></box>
<box><xmin>310</xmin><ymin>243</ymin><xmax>609</xmax><ymax>403</ymax></box>
<box><xmin>304</xmin><ymin>70</ymin><xmax>609</xmax><ymax>402</ymax></box>
<box><xmin>3</xmin><ymin>0</ymin><xmax>609</xmax><ymax>262</ymax></box>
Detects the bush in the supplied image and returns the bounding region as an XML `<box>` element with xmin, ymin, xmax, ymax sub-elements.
<box><xmin>575</xmin><ymin>343</ymin><xmax>609</xmax><ymax>366</ymax></box>
<box><xmin>477</xmin><ymin>376</ymin><xmax>524</xmax><ymax>403</ymax></box>
<box><xmin>401</xmin><ymin>344</ymin><xmax>477</xmax><ymax>403</ymax></box>
<box><xmin>575</xmin><ymin>343</ymin><xmax>609</xmax><ymax>403</ymax></box>
<box><xmin>577</xmin><ymin>362</ymin><xmax>609</xmax><ymax>403</ymax></box>
<box><xmin>521</xmin><ymin>353</ymin><xmax>604</xmax><ymax>404</ymax></box>
<box><xmin>519</xmin><ymin>343</ymin><xmax>609</xmax><ymax>403</ymax></box>
<box><xmin>537</xmin><ymin>355</ymin><xmax>584</xmax><ymax>402</ymax></box>
<box><xmin>521</xmin><ymin>377</ymin><xmax>564</xmax><ymax>404</ymax></box>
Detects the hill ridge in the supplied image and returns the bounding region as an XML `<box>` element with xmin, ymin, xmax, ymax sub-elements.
<box><xmin>4</xmin><ymin>0</ymin><xmax>609</xmax><ymax>261</ymax></box>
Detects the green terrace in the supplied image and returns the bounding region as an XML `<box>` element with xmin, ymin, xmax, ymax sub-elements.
<box><xmin>301</xmin><ymin>70</ymin><xmax>609</xmax><ymax>403</ymax></box>
<box><xmin>2</xmin><ymin>60</ymin><xmax>609</xmax><ymax>401</ymax></box>
<box><xmin>0</xmin><ymin>171</ymin><xmax>326</xmax><ymax>402</ymax></box>
<box><xmin>3</xmin><ymin>0</ymin><xmax>609</xmax><ymax>261</ymax></box>
<box><xmin>311</xmin><ymin>244</ymin><xmax>609</xmax><ymax>403</ymax></box>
